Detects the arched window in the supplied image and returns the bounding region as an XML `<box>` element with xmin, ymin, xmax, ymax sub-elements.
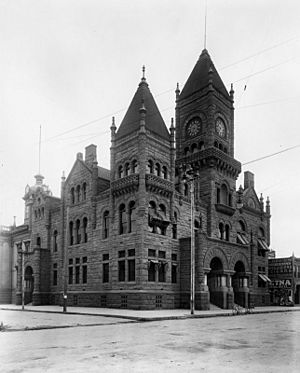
<box><xmin>237</xmin><ymin>220</ymin><xmax>249</xmax><ymax>245</ymax></box>
<box><xmin>36</xmin><ymin>236</ymin><xmax>41</xmax><ymax>247</ymax></box>
<box><xmin>103</xmin><ymin>211</ymin><xmax>109</xmax><ymax>238</ymax></box>
<box><xmin>41</xmin><ymin>207</ymin><xmax>44</xmax><ymax>218</ymax></box>
<box><xmin>239</xmin><ymin>220</ymin><xmax>246</xmax><ymax>232</ymax></box>
<box><xmin>128</xmin><ymin>201</ymin><xmax>136</xmax><ymax>233</ymax></box>
<box><xmin>191</xmin><ymin>143</ymin><xmax>197</xmax><ymax>153</ymax></box>
<box><xmin>155</xmin><ymin>163</ymin><xmax>161</xmax><ymax>177</ymax></box>
<box><xmin>75</xmin><ymin>219</ymin><xmax>81</xmax><ymax>244</ymax></box>
<box><xmin>219</xmin><ymin>143</ymin><xmax>223</xmax><ymax>151</ymax></box>
<box><xmin>82</xmin><ymin>183</ymin><xmax>87</xmax><ymax>200</ymax></box>
<box><xmin>71</xmin><ymin>188</ymin><xmax>75</xmax><ymax>204</ymax></box>
<box><xmin>132</xmin><ymin>159</ymin><xmax>138</xmax><ymax>173</ymax></box>
<box><xmin>76</xmin><ymin>185</ymin><xmax>81</xmax><ymax>202</ymax></box>
<box><xmin>158</xmin><ymin>204</ymin><xmax>166</xmax><ymax>217</ymax></box>
<box><xmin>199</xmin><ymin>141</ymin><xmax>204</xmax><ymax>150</ymax></box>
<box><xmin>53</xmin><ymin>230</ymin><xmax>58</xmax><ymax>252</ymax></box>
<box><xmin>148</xmin><ymin>201</ymin><xmax>156</xmax><ymax>233</ymax></box>
<box><xmin>172</xmin><ymin>212</ymin><xmax>178</xmax><ymax>239</ymax></box>
<box><xmin>83</xmin><ymin>217</ymin><xmax>88</xmax><ymax>243</ymax></box>
<box><xmin>38</xmin><ymin>209</ymin><xmax>41</xmax><ymax>218</ymax></box>
<box><xmin>148</xmin><ymin>160</ymin><xmax>154</xmax><ymax>174</ymax></box>
<box><xmin>184</xmin><ymin>183</ymin><xmax>189</xmax><ymax>197</ymax></box>
<box><xmin>214</xmin><ymin>141</ymin><xmax>219</xmax><ymax>148</ymax></box>
<box><xmin>158</xmin><ymin>204</ymin><xmax>167</xmax><ymax>235</ymax></box>
<box><xmin>162</xmin><ymin>166</ymin><xmax>168</xmax><ymax>180</ymax></box>
<box><xmin>218</xmin><ymin>223</ymin><xmax>224</xmax><ymax>240</ymax></box>
<box><xmin>69</xmin><ymin>221</ymin><xmax>74</xmax><ymax>245</ymax></box>
<box><xmin>225</xmin><ymin>224</ymin><xmax>230</xmax><ymax>241</ymax></box>
<box><xmin>124</xmin><ymin>163</ymin><xmax>130</xmax><ymax>176</ymax></box>
<box><xmin>258</xmin><ymin>227</ymin><xmax>265</xmax><ymax>238</ymax></box>
<box><xmin>220</xmin><ymin>184</ymin><xmax>228</xmax><ymax>205</ymax></box>
<box><xmin>118</xmin><ymin>165</ymin><xmax>123</xmax><ymax>179</ymax></box>
<box><xmin>119</xmin><ymin>204</ymin><xmax>127</xmax><ymax>234</ymax></box>
<box><xmin>224</xmin><ymin>147</ymin><xmax>228</xmax><ymax>154</ymax></box>
<box><xmin>184</xmin><ymin>147</ymin><xmax>190</xmax><ymax>156</ymax></box>
<box><xmin>194</xmin><ymin>220</ymin><xmax>200</xmax><ymax>231</ymax></box>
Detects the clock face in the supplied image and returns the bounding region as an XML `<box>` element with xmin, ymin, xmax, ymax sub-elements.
<box><xmin>215</xmin><ymin>118</ymin><xmax>226</xmax><ymax>138</ymax></box>
<box><xmin>187</xmin><ymin>118</ymin><xmax>201</xmax><ymax>137</ymax></box>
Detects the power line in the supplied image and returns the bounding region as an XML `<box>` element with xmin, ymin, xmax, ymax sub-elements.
<box><xmin>70</xmin><ymin>105</ymin><xmax>175</xmax><ymax>146</ymax></box>
<box><xmin>242</xmin><ymin>144</ymin><xmax>300</xmax><ymax>166</ymax></box>
<box><xmin>42</xmin><ymin>38</ymin><xmax>298</xmax><ymax>144</ymax></box>
<box><xmin>237</xmin><ymin>96</ymin><xmax>299</xmax><ymax>110</ymax></box>
<box><xmin>233</xmin><ymin>58</ymin><xmax>295</xmax><ymax>83</ymax></box>
<box><xmin>220</xmin><ymin>36</ymin><xmax>298</xmax><ymax>71</ymax></box>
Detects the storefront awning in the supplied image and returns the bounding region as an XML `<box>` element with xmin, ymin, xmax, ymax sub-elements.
<box><xmin>237</xmin><ymin>232</ymin><xmax>249</xmax><ymax>245</ymax></box>
<box><xmin>259</xmin><ymin>274</ymin><xmax>271</xmax><ymax>282</ymax></box>
<box><xmin>258</xmin><ymin>238</ymin><xmax>269</xmax><ymax>251</ymax></box>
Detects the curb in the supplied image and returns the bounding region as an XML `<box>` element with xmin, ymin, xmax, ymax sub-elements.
<box><xmin>1</xmin><ymin>306</ymin><xmax>300</xmax><ymax>323</ymax></box>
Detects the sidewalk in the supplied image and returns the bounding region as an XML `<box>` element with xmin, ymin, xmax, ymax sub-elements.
<box><xmin>1</xmin><ymin>303</ymin><xmax>300</xmax><ymax>322</ymax></box>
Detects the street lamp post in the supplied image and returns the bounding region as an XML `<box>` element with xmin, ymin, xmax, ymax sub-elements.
<box><xmin>183</xmin><ymin>165</ymin><xmax>198</xmax><ymax>315</ymax></box>
<box><xmin>20</xmin><ymin>241</ymin><xmax>30</xmax><ymax>311</ymax></box>
<box><xmin>21</xmin><ymin>241</ymin><xmax>25</xmax><ymax>311</ymax></box>
<box><xmin>63</xmin><ymin>206</ymin><xmax>70</xmax><ymax>313</ymax></box>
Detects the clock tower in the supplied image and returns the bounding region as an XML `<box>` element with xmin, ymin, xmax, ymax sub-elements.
<box><xmin>175</xmin><ymin>49</ymin><xmax>241</xmax><ymax>233</ymax></box>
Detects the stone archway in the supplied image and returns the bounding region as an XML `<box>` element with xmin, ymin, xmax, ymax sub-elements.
<box><xmin>207</xmin><ymin>256</ymin><xmax>229</xmax><ymax>309</ymax></box>
<box><xmin>232</xmin><ymin>260</ymin><xmax>249</xmax><ymax>308</ymax></box>
<box><xmin>24</xmin><ymin>266</ymin><xmax>34</xmax><ymax>304</ymax></box>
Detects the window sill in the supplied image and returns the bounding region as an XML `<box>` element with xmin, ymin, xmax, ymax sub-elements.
<box><xmin>215</xmin><ymin>203</ymin><xmax>235</xmax><ymax>216</ymax></box>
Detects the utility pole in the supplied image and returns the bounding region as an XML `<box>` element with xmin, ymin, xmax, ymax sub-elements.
<box><xmin>190</xmin><ymin>180</ymin><xmax>195</xmax><ymax>315</ymax></box>
<box><xmin>21</xmin><ymin>241</ymin><xmax>25</xmax><ymax>311</ymax></box>
<box><xmin>63</xmin><ymin>207</ymin><xmax>69</xmax><ymax>312</ymax></box>
<box><xmin>182</xmin><ymin>165</ymin><xmax>198</xmax><ymax>315</ymax></box>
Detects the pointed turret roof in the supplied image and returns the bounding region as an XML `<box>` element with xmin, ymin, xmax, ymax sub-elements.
<box><xmin>116</xmin><ymin>71</ymin><xmax>169</xmax><ymax>140</ymax></box>
<box><xmin>180</xmin><ymin>49</ymin><xmax>229</xmax><ymax>100</ymax></box>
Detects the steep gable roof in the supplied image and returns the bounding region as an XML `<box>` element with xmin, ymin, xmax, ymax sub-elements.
<box><xmin>180</xmin><ymin>49</ymin><xmax>229</xmax><ymax>100</ymax></box>
<box><xmin>116</xmin><ymin>76</ymin><xmax>169</xmax><ymax>140</ymax></box>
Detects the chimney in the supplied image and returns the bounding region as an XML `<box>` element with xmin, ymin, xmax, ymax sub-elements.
<box><xmin>85</xmin><ymin>144</ymin><xmax>97</xmax><ymax>167</ymax></box>
<box><xmin>77</xmin><ymin>152</ymin><xmax>83</xmax><ymax>161</ymax></box>
<box><xmin>244</xmin><ymin>171</ymin><xmax>254</xmax><ymax>189</ymax></box>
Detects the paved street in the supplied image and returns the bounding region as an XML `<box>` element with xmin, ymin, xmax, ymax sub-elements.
<box><xmin>0</xmin><ymin>310</ymin><xmax>299</xmax><ymax>372</ymax></box>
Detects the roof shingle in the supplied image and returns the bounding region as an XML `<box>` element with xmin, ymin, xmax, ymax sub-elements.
<box><xmin>116</xmin><ymin>78</ymin><xmax>169</xmax><ymax>140</ymax></box>
<box><xmin>180</xmin><ymin>49</ymin><xmax>229</xmax><ymax>100</ymax></box>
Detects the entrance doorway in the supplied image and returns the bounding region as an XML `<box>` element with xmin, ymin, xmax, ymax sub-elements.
<box><xmin>24</xmin><ymin>266</ymin><xmax>34</xmax><ymax>304</ymax></box>
<box><xmin>207</xmin><ymin>257</ymin><xmax>227</xmax><ymax>308</ymax></box>
<box><xmin>232</xmin><ymin>261</ymin><xmax>248</xmax><ymax>307</ymax></box>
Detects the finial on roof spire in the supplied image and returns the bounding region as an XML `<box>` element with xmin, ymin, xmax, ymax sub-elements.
<box><xmin>142</xmin><ymin>65</ymin><xmax>146</xmax><ymax>80</ymax></box>
<box><xmin>139</xmin><ymin>98</ymin><xmax>147</xmax><ymax>114</ymax></box>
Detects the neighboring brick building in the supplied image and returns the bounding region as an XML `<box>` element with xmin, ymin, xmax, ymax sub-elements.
<box><xmin>268</xmin><ymin>256</ymin><xmax>300</xmax><ymax>306</ymax></box>
<box><xmin>1</xmin><ymin>49</ymin><xmax>272</xmax><ymax>309</ymax></box>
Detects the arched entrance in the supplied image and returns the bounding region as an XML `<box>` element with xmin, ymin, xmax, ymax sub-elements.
<box><xmin>24</xmin><ymin>266</ymin><xmax>34</xmax><ymax>304</ymax></box>
<box><xmin>232</xmin><ymin>261</ymin><xmax>249</xmax><ymax>308</ymax></box>
<box><xmin>207</xmin><ymin>257</ymin><xmax>228</xmax><ymax>309</ymax></box>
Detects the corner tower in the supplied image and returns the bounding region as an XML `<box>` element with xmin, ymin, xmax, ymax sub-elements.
<box><xmin>175</xmin><ymin>49</ymin><xmax>241</xmax><ymax>212</ymax></box>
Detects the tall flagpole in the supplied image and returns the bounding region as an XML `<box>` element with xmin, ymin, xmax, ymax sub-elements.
<box><xmin>21</xmin><ymin>241</ymin><xmax>25</xmax><ymax>311</ymax></box>
<box><xmin>38</xmin><ymin>125</ymin><xmax>42</xmax><ymax>174</ymax></box>
<box><xmin>204</xmin><ymin>0</ymin><xmax>208</xmax><ymax>49</ymax></box>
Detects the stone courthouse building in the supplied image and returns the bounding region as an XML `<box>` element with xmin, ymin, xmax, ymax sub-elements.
<box><xmin>0</xmin><ymin>49</ymin><xmax>272</xmax><ymax>309</ymax></box>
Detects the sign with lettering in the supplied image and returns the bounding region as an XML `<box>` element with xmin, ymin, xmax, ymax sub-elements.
<box><xmin>269</xmin><ymin>279</ymin><xmax>292</xmax><ymax>288</ymax></box>
<box><xmin>269</xmin><ymin>259</ymin><xmax>293</xmax><ymax>275</ymax></box>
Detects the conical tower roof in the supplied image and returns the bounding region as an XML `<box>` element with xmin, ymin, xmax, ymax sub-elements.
<box><xmin>116</xmin><ymin>72</ymin><xmax>169</xmax><ymax>140</ymax></box>
<box><xmin>180</xmin><ymin>49</ymin><xmax>229</xmax><ymax>100</ymax></box>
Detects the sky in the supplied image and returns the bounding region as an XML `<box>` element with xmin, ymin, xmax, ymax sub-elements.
<box><xmin>0</xmin><ymin>0</ymin><xmax>299</xmax><ymax>258</ymax></box>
